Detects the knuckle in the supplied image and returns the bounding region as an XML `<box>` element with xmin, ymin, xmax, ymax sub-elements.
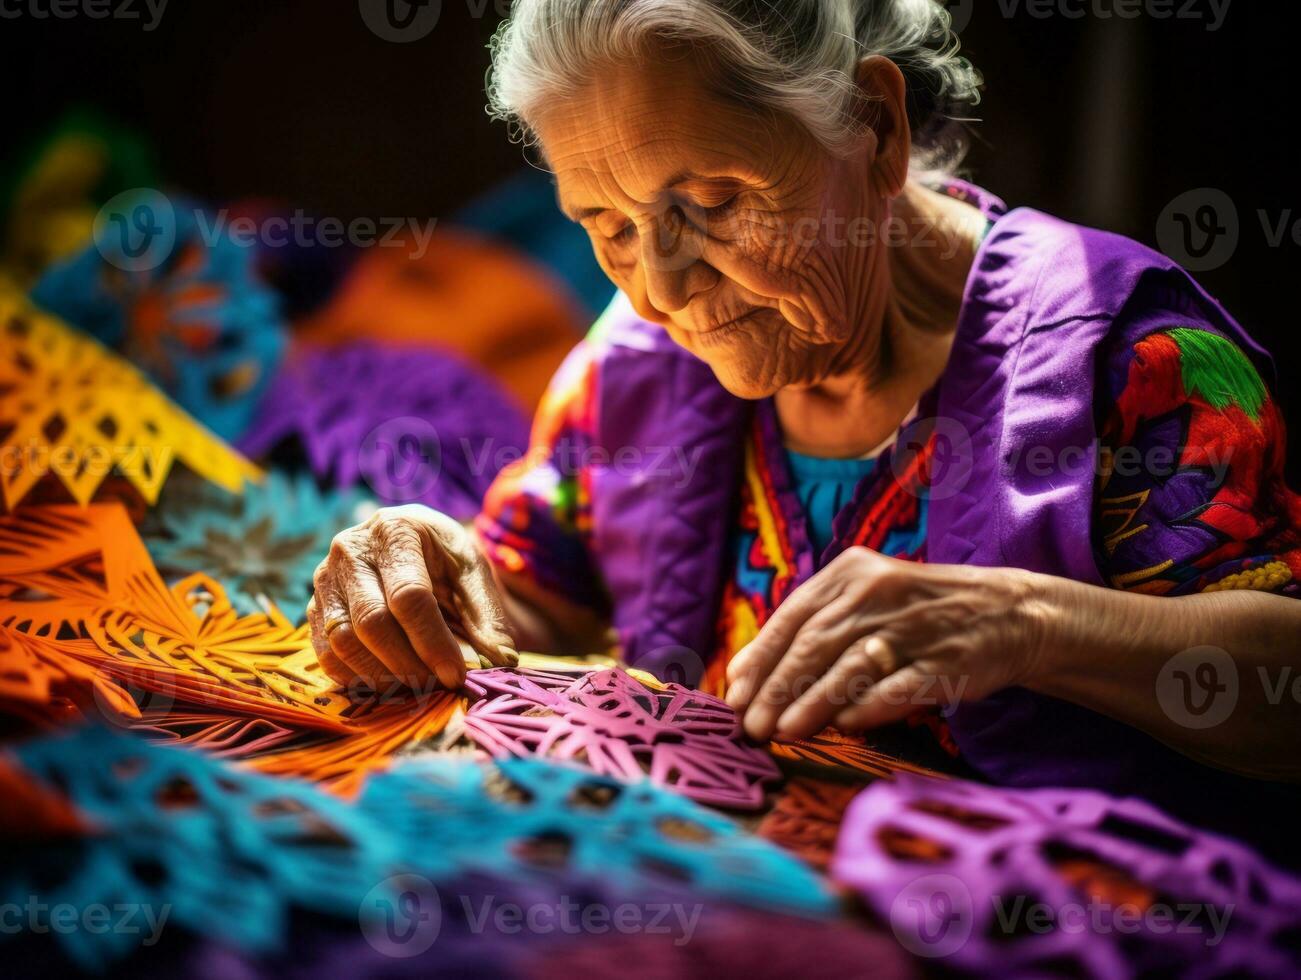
<box><xmin>836</xmin><ymin>708</ymin><xmax>867</xmax><ymax>733</ymax></box>
<box><xmin>842</xmin><ymin>546</ymin><xmax>879</xmax><ymax>574</ymax></box>
<box><xmin>352</xmin><ymin>604</ymin><xmax>393</xmax><ymax>639</ymax></box>
<box><xmin>388</xmin><ymin>581</ymin><xmax>434</xmax><ymax>617</ymax></box>
<box><xmin>839</xmin><ymin>654</ymin><xmax>878</xmax><ymax>698</ymax></box>
<box><xmin>786</xmin><ymin>630</ymin><xmax>829</xmax><ymax>669</ymax></box>
<box><xmin>327</xmin><ymin>538</ymin><xmax>354</xmax><ymax>565</ymax></box>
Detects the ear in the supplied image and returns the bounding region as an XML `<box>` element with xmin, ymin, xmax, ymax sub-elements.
<box><xmin>852</xmin><ymin>55</ymin><xmax>911</xmax><ymax>198</ymax></box>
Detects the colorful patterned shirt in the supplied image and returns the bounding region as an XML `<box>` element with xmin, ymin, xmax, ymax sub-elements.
<box><xmin>478</xmin><ymin>317</ymin><xmax>1301</xmax><ymax>693</ymax></box>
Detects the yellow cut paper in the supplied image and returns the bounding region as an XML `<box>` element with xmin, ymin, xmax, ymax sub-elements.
<box><xmin>0</xmin><ymin>287</ymin><xmax>261</xmax><ymax>510</ymax></box>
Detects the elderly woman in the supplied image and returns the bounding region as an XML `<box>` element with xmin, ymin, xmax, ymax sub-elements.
<box><xmin>310</xmin><ymin>1</ymin><xmax>1301</xmax><ymax>857</ymax></box>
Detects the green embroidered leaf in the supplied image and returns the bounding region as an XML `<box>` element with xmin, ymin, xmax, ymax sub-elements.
<box><xmin>1168</xmin><ymin>328</ymin><xmax>1268</xmax><ymax>421</ymax></box>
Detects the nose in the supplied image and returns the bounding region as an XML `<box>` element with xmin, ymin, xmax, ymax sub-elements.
<box><xmin>638</xmin><ymin>204</ymin><xmax>710</xmax><ymax>315</ymax></box>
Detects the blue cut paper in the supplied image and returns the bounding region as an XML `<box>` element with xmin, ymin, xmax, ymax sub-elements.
<box><xmin>31</xmin><ymin>195</ymin><xmax>286</xmax><ymax>441</ymax></box>
<box><xmin>4</xmin><ymin>729</ymin><xmax>833</xmax><ymax>970</ymax></box>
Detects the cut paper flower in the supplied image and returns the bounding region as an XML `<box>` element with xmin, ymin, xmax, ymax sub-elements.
<box><xmin>0</xmin><ymin>289</ymin><xmax>261</xmax><ymax>511</ymax></box>
<box><xmin>462</xmin><ymin>666</ymin><xmax>780</xmax><ymax>810</ymax></box>
<box><xmin>143</xmin><ymin>470</ymin><xmax>371</xmax><ymax>620</ymax></box>
<box><xmin>0</xmin><ymin>503</ymin><xmax>343</xmax><ymax>730</ymax></box>
<box><xmin>32</xmin><ymin>196</ymin><xmax>286</xmax><ymax>440</ymax></box>
<box><xmin>238</xmin><ymin>342</ymin><xmax>529</xmax><ymax>521</ymax></box>
<box><xmin>832</xmin><ymin>774</ymin><xmax>1301</xmax><ymax>978</ymax></box>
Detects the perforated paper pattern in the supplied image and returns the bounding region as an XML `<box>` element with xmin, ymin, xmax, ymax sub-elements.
<box><xmin>0</xmin><ymin>289</ymin><xmax>260</xmax><ymax>510</ymax></box>
<box><xmin>832</xmin><ymin>774</ymin><xmax>1301</xmax><ymax>977</ymax></box>
<box><xmin>360</xmin><ymin>754</ymin><xmax>835</xmax><ymax>916</ymax></box>
<box><xmin>758</xmin><ymin>778</ymin><xmax>864</xmax><ymax>872</ymax></box>
<box><xmin>0</xmin><ymin>503</ymin><xmax>462</xmax><ymax>790</ymax></box>
<box><xmin>463</xmin><ymin>666</ymin><xmax>780</xmax><ymax>810</ymax></box>
<box><xmin>3</xmin><ymin>730</ymin><xmax>833</xmax><ymax>969</ymax></box>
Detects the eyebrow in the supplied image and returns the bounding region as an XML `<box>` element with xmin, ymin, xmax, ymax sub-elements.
<box><xmin>560</xmin><ymin>171</ymin><xmax>741</xmax><ymax>222</ymax></box>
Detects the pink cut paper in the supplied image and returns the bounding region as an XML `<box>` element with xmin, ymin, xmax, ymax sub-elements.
<box><xmin>463</xmin><ymin>667</ymin><xmax>780</xmax><ymax>810</ymax></box>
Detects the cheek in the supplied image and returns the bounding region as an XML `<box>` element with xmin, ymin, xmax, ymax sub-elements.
<box><xmin>716</xmin><ymin>209</ymin><xmax>855</xmax><ymax>343</ymax></box>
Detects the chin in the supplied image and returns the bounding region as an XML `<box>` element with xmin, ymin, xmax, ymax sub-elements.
<box><xmin>706</xmin><ymin>360</ymin><xmax>782</xmax><ymax>401</ymax></box>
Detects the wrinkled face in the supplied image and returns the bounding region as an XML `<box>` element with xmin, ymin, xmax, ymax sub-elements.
<box><xmin>534</xmin><ymin>46</ymin><xmax>886</xmax><ymax>398</ymax></box>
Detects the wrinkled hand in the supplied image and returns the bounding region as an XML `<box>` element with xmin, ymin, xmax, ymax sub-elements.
<box><xmin>307</xmin><ymin>505</ymin><xmax>518</xmax><ymax>692</ymax></box>
<box><xmin>725</xmin><ymin>547</ymin><xmax>1046</xmax><ymax>741</ymax></box>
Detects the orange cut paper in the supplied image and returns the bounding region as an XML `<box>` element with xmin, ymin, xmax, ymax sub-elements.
<box><xmin>0</xmin><ymin>502</ymin><xmax>467</xmax><ymax>788</ymax></box>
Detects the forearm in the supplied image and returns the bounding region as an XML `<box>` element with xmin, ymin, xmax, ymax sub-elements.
<box><xmin>1025</xmin><ymin>577</ymin><xmax>1301</xmax><ymax>781</ymax></box>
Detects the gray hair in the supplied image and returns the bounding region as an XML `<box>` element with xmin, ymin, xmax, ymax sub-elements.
<box><xmin>486</xmin><ymin>0</ymin><xmax>982</xmax><ymax>174</ymax></box>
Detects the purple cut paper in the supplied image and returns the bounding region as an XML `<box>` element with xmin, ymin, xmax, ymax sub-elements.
<box><xmin>239</xmin><ymin>342</ymin><xmax>529</xmax><ymax>521</ymax></box>
<box><xmin>463</xmin><ymin>666</ymin><xmax>780</xmax><ymax>810</ymax></box>
<box><xmin>832</xmin><ymin>773</ymin><xmax>1301</xmax><ymax>978</ymax></box>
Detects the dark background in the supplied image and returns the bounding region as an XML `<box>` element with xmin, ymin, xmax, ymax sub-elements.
<box><xmin>2</xmin><ymin>0</ymin><xmax>1295</xmax><ymax>476</ymax></box>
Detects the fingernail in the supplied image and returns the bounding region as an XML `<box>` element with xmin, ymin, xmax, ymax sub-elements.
<box><xmin>437</xmin><ymin>663</ymin><xmax>466</xmax><ymax>690</ymax></box>
<box><xmin>725</xmin><ymin>678</ymin><xmax>751</xmax><ymax>710</ymax></box>
<box><xmin>775</xmin><ymin>707</ymin><xmax>800</xmax><ymax>736</ymax></box>
<box><xmin>743</xmin><ymin>708</ymin><xmax>774</xmax><ymax>743</ymax></box>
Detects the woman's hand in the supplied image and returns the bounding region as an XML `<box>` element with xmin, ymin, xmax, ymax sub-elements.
<box><xmin>306</xmin><ymin>505</ymin><xmax>518</xmax><ymax>692</ymax></box>
<box><xmin>725</xmin><ymin>547</ymin><xmax>1048</xmax><ymax>741</ymax></box>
